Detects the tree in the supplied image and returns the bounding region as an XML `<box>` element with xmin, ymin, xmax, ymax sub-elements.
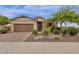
<box><xmin>59</xmin><ymin>8</ymin><xmax>79</xmax><ymax>27</ymax></box>
<box><xmin>0</xmin><ymin>16</ymin><xmax>10</xmax><ymax>29</ymax></box>
<box><xmin>47</xmin><ymin>7</ymin><xmax>79</xmax><ymax>28</ymax></box>
<box><xmin>0</xmin><ymin>16</ymin><xmax>9</xmax><ymax>25</ymax></box>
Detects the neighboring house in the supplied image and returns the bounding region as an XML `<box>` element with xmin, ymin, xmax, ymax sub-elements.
<box><xmin>10</xmin><ymin>16</ymin><xmax>55</xmax><ymax>32</ymax></box>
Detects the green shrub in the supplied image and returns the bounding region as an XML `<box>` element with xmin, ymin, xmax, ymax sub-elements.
<box><xmin>61</xmin><ymin>27</ymin><xmax>68</xmax><ymax>36</ymax></box>
<box><xmin>32</xmin><ymin>29</ymin><xmax>38</xmax><ymax>36</ymax></box>
<box><xmin>4</xmin><ymin>26</ymin><xmax>10</xmax><ymax>31</ymax></box>
<box><xmin>76</xmin><ymin>28</ymin><xmax>79</xmax><ymax>32</ymax></box>
<box><xmin>53</xmin><ymin>29</ymin><xmax>60</xmax><ymax>34</ymax></box>
<box><xmin>0</xmin><ymin>28</ymin><xmax>8</xmax><ymax>34</ymax></box>
<box><xmin>47</xmin><ymin>27</ymin><xmax>53</xmax><ymax>32</ymax></box>
<box><xmin>68</xmin><ymin>27</ymin><xmax>78</xmax><ymax>36</ymax></box>
<box><xmin>56</xmin><ymin>27</ymin><xmax>61</xmax><ymax>31</ymax></box>
<box><xmin>43</xmin><ymin>28</ymin><xmax>50</xmax><ymax>36</ymax></box>
<box><xmin>61</xmin><ymin>30</ymin><xmax>68</xmax><ymax>36</ymax></box>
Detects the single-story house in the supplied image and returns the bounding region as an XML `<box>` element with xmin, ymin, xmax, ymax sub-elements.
<box><xmin>10</xmin><ymin>16</ymin><xmax>56</xmax><ymax>32</ymax></box>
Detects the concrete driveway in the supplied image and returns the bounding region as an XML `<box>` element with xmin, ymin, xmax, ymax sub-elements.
<box><xmin>0</xmin><ymin>32</ymin><xmax>32</xmax><ymax>42</ymax></box>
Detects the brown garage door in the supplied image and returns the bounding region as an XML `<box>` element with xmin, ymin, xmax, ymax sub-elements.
<box><xmin>14</xmin><ymin>24</ymin><xmax>33</xmax><ymax>32</ymax></box>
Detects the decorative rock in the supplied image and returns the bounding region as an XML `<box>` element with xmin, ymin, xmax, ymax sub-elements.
<box><xmin>34</xmin><ymin>35</ymin><xmax>43</xmax><ymax>40</ymax></box>
<box><xmin>52</xmin><ymin>35</ymin><xmax>61</xmax><ymax>40</ymax></box>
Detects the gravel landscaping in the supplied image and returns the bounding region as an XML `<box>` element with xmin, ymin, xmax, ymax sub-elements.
<box><xmin>0</xmin><ymin>32</ymin><xmax>79</xmax><ymax>42</ymax></box>
<box><xmin>25</xmin><ymin>34</ymin><xmax>79</xmax><ymax>42</ymax></box>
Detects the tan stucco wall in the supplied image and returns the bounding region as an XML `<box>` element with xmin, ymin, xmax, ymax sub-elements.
<box><xmin>42</xmin><ymin>21</ymin><xmax>47</xmax><ymax>30</ymax></box>
<box><xmin>10</xmin><ymin>17</ymin><xmax>48</xmax><ymax>32</ymax></box>
<box><xmin>11</xmin><ymin>17</ymin><xmax>37</xmax><ymax>32</ymax></box>
<box><xmin>35</xmin><ymin>17</ymin><xmax>47</xmax><ymax>31</ymax></box>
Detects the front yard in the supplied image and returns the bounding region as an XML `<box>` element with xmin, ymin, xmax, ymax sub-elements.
<box><xmin>0</xmin><ymin>32</ymin><xmax>79</xmax><ymax>42</ymax></box>
<box><xmin>25</xmin><ymin>26</ymin><xmax>79</xmax><ymax>42</ymax></box>
<box><xmin>25</xmin><ymin>34</ymin><xmax>79</xmax><ymax>42</ymax></box>
<box><xmin>0</xmin><ymin>26</ymin><xmax>79</xmax><ymax>42</ymax></box>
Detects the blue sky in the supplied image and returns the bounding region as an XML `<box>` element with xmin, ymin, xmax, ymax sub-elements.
<box><xmin>0</xmin><ymin>5</ymin><xmax>79</xmax><ymax>19</ymax></box>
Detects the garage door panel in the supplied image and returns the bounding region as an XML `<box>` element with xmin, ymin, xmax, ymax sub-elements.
<box><xmin>14</xmin><ymin>24</ymin><xmax>33</xmax><ymax>32</ymax></box>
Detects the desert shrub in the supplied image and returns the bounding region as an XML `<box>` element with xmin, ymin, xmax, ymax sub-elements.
<box><xmin>53</xmin><ymin>29</ymin><xmax>60</xmax><ymax>34</ymax></box>
<box><xmin>43</xmin><ymin>28</ymin><xmax>50</xmax><ymax>36</ymax></box>
<box><xmin>56</xmin><ymin>27</ymin><xmax>61</xmax><ymax>31</ymax></box>
<box><xmin>4</xmin><ymin>26</ymin><xmax>10</xmax><ymax>31</ymax></box>
<box><xmin>32</xmin><ymin>29</ymin><xmax>38</xmax><ymax>36</ymax></box>
<box><xmin>68</xmin><ymin>27</ymin><xmax>78</xmax><ymax>36</ymax></box>
<box><xmin>76</xmin><ymin>28</ymin><xmax>79</xmax><ymax>32</ymax></box>
<box><xmin>61</xmin><ymin>27</ymin><xmax>68</xmax><ymax>36</ymax></box>
<box><xmin>47</xmin><ymin>27</ymin><xmax>53</xmax><ymax>32</ymax></box>
<box><xmin>0</xmin><ymin>28</ymin><xmax>8</xmax><ymax>34</ymax></box>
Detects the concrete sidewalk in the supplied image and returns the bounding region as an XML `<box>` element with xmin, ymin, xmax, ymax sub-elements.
<box><xmin>0</xmin><ymin>42</ymin><xmax>79</xmax><ymax>54</ymax></box>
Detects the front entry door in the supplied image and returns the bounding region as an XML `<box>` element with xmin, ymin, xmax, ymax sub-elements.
<box><xmin>37</xmin><ymin>22</ymin><xmax>42</xmax><ymax>31</ymax></box>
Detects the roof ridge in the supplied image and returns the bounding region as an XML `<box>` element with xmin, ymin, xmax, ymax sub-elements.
<box><xmin>12</xmin><ymin>16</ymin><xmax>33</xmax><ymax>20</ymax></box>
<box><xmin>34</xmin><ymin>16</ymin><xmax>45</xmax><ymax>20</ymax></box>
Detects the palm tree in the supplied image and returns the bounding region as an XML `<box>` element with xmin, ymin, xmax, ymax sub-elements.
<box><xmin>47</xmin><ymin>7</ymin><xmax>79</xmax><ymax>28</ymax></box>
<box><xmin>59</xmin><ymin>8</ymin><xmax>78</xmax><ymax>28</ymax></box>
